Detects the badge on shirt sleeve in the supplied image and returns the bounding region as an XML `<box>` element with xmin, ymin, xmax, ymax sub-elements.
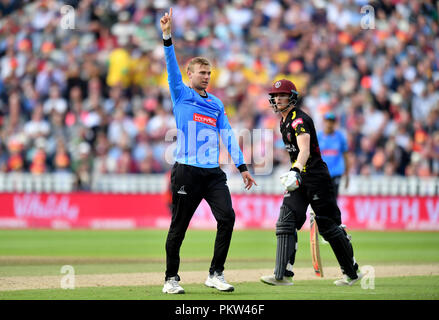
<box><xmin>292</xmin><ymin>118</ymin><xmax>303</xmax><ymax>129</ymax></box>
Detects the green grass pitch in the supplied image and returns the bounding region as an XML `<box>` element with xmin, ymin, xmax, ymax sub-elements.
<box><xmin>0</xmin><ymin>229</ymin><xmax>438</xmax><ymax>300</ymax></box>
<box><xmin>3</xmin><ymin>276</ymin><xmax>439</xmax><ymax>300</ymax></box>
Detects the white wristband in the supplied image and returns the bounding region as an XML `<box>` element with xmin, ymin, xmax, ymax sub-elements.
<box><xmin>163</xmin><ymin>33</ymin><xmax>171</xmax><ymax>40</ymax></box>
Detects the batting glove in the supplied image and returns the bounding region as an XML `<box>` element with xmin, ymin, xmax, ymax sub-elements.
<box><xmin>280</xmin><ymin>168</ymin><xmax>302</xmax><ymax>192</ymax></box>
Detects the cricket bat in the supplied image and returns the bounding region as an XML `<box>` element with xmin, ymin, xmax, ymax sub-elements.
<box><xmin>310</xmin><ymin>211</ymin><xmax>324</xmax><ymax>277</ymax></box>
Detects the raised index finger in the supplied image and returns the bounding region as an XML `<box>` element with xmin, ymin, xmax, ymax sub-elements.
<box><xmin>169</xmin><ymin>7</ymin><xmax>172</xmax><ymax>17</ymax></box>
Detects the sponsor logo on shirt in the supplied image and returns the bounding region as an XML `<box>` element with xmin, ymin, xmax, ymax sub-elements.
<box><xmin>285</xmin><ymin>143</ymin><xmax>297</xmax><ymax>152</ymax></box>
<box><xmin>291</xmin><ymin>118</ymin><xmax>303</xmax><ymax>129</ymax></box>
<box><xmin>322</xmin><ymin>149</ymin><xmax>339</xmax><ymax>156</ymax></box>
<box><xmin>177</xmin><ymin>185</ymin><xmax>187</xmax><ymax>195</ymax></box>
<box><xmin>193</xmin><ymin>113</ymin><xmax>217</xmax><ymax>126</ymax></box>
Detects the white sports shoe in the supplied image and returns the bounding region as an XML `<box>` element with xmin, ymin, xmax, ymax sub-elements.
<box><xmin>162</xmin><ymin>276</ymin><xmax>185</xmax><ymax>294</ymax></box>
<box><xmin>260</xmin><ymin>275</ymin><xmax>294</xmax><ymax>286</ymax></box>
<box><xmin>334</xmin><ymin>272</ymin><xmax>364</xmax><ymax>286</ymax></box>
<box><xmin>205</xmin><ymin>272</ymin><xmax>234</xmax><ymax>292</ymax></box>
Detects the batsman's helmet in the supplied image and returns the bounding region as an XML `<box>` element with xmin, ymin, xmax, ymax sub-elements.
<box><xmin>268</xmin><ymin>79</ymin><xmax>299</xmax><ymax>113</ymax></box>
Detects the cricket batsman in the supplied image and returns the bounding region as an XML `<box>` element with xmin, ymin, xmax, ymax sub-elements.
<box><xmin>260</xmin><ymin>79</ymin><xmax>363</xmax><ymax>286</ymax></box>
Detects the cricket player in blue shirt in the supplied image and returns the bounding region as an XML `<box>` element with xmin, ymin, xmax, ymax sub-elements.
<box><xmin>317</xmin><ymin>112</ymin><xmax>350</xmax><ymax>198</ymax></box>
<box><xmin>160</xmin><ymin>8</ymin><xmax>257</xmax><ymax>294</ymax></box>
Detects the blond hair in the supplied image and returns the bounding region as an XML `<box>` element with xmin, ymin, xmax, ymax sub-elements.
<box><xmin>187</xmin><ymin>57</ymin><xmax>211</xmax><ymax>73</ymax></box>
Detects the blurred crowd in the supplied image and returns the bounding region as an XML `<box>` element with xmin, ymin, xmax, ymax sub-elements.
<box><xmin>0</xmin><ymin>0</ymin><xmax>438</xmax><ymax>190</ymax></box>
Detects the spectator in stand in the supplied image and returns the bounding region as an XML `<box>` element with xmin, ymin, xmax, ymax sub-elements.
<box><xmin>0</xmin><ymin>0</ymin><xmax>437</xmax><ymax>188</ymax></box>
<box><xmin>23</xmin><ymin>104</ymin><xmax>50</xmax><ymax>143</ymax></box>
<box><xmin>28</xmin><ymin>137</ymin><xmax>48</xmax><ymax>175</ymax></box>
<box><xmin>51</xmin><ymin>139</ymin><xmax>72</xmax><ymax>173</ymax></box>
<box><xmin>73</xmin><ymin>142</ymin><xmax>93</xmax><ymax>190</ymax></box>
<box><xmin>116</xmin><ymin>147</ymin><xmax>138</xmax><ymax>174</ymax></box>
<box><xmin>6</xmin><ymin>138</ymin><xmax>24</xmax><ymax>172</ymax></box>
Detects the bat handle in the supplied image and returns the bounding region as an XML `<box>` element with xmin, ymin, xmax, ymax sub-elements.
<box><xmin>310</xmin><ymin>210</ymin><xmax>316</xmax><ymax>222</ymax></box>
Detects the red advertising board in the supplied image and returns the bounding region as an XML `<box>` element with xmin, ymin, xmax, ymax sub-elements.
<box><xmin>0</xmin><ymin>193</ymin><xmax>438</xmax><ymax>230</ymax></box>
